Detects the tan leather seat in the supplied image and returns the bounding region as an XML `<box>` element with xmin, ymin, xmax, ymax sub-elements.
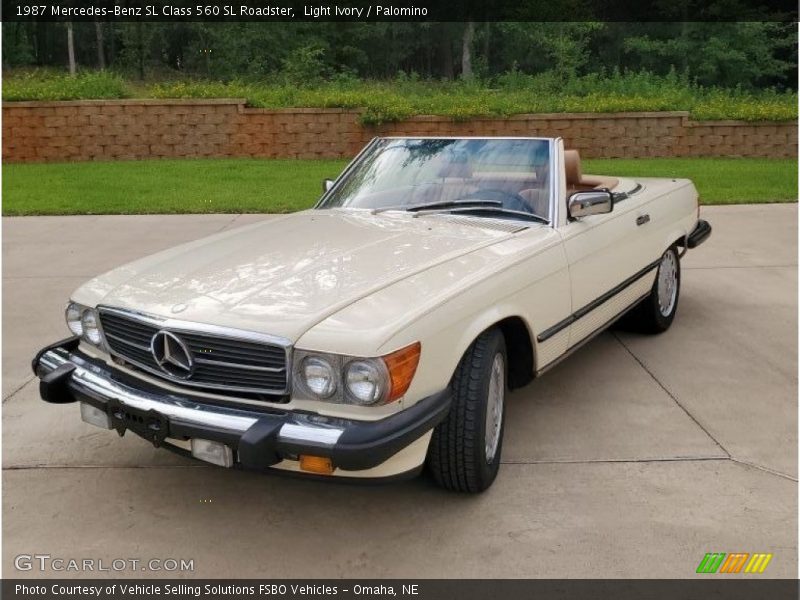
<box><xmin>565</xmin><ymin>150</ymin><xmax>619</xmax><ymax>193</ymax></box>
<box><xmin>473</xmin><ymin>172</ymin><xmax>546</xmax><ymax>217</ymax></box>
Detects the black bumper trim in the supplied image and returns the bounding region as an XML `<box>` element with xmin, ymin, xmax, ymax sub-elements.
<box><xmin>238</xmin><ymin>418</ymin><xmax>284</xmax><ymax>468</ymax></box>
<box><xmin>38</xmin><ymin>362</ymin><xmax>77</xmax><ymax>404</ymax></box>
<box><xmin>333</xmin><ymin>390</ymin><xmax>452</xmax><ymax>470</ymax></box>
<box><xmin>33</xmin><ymin>343</ymin><xmax>451</xmax><ymax>473</ymax></box>
<box><xmin>32</xmin><ymin>335</ymin><xmax>80</xmax><ymax>375</ymax></box>
<box><xmin>239</xmin><ymin>390</ymin><xmax>452</xmax><ymax>471</ymax></box>
<box><xmin>686</xmin><ymin>219</ymin><xmax>712</xmax><ymax>249</ymax></box>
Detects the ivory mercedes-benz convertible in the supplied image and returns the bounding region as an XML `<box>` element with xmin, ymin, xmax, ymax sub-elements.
<box><xmin>34</xmin><ymin>137</ymin><xmax>711</xmax><ymax>492</ymax></box>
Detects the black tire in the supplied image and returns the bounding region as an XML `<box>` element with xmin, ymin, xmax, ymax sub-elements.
<box><xmin>427</xmin><ymin>328</ymin><xmax>507</xmax><ymax>493</ymax></box>
<box><xmin>621</xmin><ymin>246</ymin><xmax>681</xmax><ymax>334</ymax></box>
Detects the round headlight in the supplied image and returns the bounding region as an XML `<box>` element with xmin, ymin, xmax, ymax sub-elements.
<box><xmin>302</xmin><ymin>356</ymin><xmax>337</xmax><ymax>398</ymax></box>
<box><xmin>345</xmin><ymin>360</ymin><xmax>387</xmax><ymax>405</ymax></box>
<box><xmin>80</xmin><ymin>309</ymin><xmax>103</xmax><ymax>346</ymax></box>
<box><xmin>65</xmin><ymin>303</ymin><xmax>84</xmax><ymax>336</ymax></box>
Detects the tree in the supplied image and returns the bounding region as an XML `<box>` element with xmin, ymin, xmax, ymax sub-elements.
<box><xmin>498</xmin><ymin>22</ymin><xmax>604</xmax><ymax>82</ymax></box>
<box><xmin>94</xmin><ymin>21</ymin><xmax>106</xmax><ymax>69</ymax></box>
<box><xmin>461</xmin><ymin>22</ymin><xmax>475</xmax><ymax>80</ymax></box>
<box><xmin>66</xmin><ymin>21</ymin><xmax>76</xmax><ymax>75</ymax></box>
<box><xmin>438</xmin><ymin>23</ymin><xmax>455</xmax><ymax>79</ymax></box>
<box><xmin>622</xmin><ymin>22</ymin><xmax>796</xmax><ymax>88</ymax></box>
<box><xmin>2</xmin><ymin>21</ymin><xmax>796</xmax><ymax>91</ymax></box>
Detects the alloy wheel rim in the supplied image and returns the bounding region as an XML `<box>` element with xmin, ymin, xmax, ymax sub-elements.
<box><xmin>484</xmin><ymin>353</ymin><xmax>505</xmax><ymax>463</ymax></box>
<box><xmin>657</xmin><ymin>251</ymin><xmax>678</xmax><ymax>317</ymax></box>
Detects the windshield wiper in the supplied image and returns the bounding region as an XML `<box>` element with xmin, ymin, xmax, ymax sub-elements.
<box><xmin>373</xmin><ymin>200</ymin><xmax>548</xmax><ymax>224</ymax></box>
<box><xmin>441</xmin><ymin>206</ymin><xmax>550</xmax><ymax>224</ymax></box>
<box><xmin>404</xmin><ymin>199</ymin><xmax>504</xmax><ymax>212</ymax></box>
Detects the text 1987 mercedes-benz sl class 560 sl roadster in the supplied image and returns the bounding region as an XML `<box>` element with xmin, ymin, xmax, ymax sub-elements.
<box><xmin>33</xmin><ymin>137</ymin><xmax>711</xmax><ymax>492</ymax></box>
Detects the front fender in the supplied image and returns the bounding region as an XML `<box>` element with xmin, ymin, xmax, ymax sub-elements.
<box><xmin>409</xmin><ymin>304</ymin><xmax>537</xmax><ymax>399</ymax></box>
<box><xmin>298</xmin><ymin>231</ymin><xmax>570</xmax><ymax>408</ymax></box>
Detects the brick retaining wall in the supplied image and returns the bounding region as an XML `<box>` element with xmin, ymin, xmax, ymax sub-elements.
<box><xmin>3</xmin><ymin>99</ymin><xmax>796</xmax><ymax>163</ymax></box>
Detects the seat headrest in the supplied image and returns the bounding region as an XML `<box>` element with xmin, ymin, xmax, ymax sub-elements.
<box><xmin>564</xmin><ymin>150</ymin><xmax>582</xmax><ymax>187</ymax></box>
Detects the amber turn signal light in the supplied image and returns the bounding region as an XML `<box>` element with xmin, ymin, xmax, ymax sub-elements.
<box><xmin>383</xmin><ymin>342</ymin><xmax>421</xmax><ymax>402</ymax></box>
<box><xmin>299</xmin><ymin>455</ymin><xmax>334</xmax><ymax>475</ymax></box>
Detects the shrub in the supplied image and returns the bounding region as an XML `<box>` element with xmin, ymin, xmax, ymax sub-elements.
<box><xmin>3</xmin><ymin>68</ymin><xmax>796</xmax><ymax>124</ymax></box>
<box><xmin>280</xmin><ymin>45</ymin><xmax>330</xmax><ymax>86</ymax></box>
<box><xmin>3</xmin><ymin>70</ymin><xmax>129</xmax><ymax>101</ymax></box>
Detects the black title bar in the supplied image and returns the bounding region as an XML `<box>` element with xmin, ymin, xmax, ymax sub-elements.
<box><xmin>3</xmin><ymin>580</ymin><xmax>800</xmax><ymax>600</ymax></box>
<box><xmin>1</xmin><ymin>0</ymin><xmax>797</xmax><ymax>22</ymax></box>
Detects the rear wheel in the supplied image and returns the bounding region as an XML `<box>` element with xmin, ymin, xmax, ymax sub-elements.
<box><xmin>427</xmin><ymin>328</ymin><xmax>507</xmax><ymax>493</ymax></box>
<box><xmin>622</xmin><ymin>246</ymin><xmax>681</xmax><ymax>334</ymax></box>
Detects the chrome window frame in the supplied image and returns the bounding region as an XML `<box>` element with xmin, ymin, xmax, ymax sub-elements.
<box><xmin>548</xmin><ymin>137</ymin><xmax>560</xmax><ymax>228</ymax></box>
<box><xmin>315</xmin><ymin>136</ymin><xmax>380</xmax><ymax>209</ymax></box>
<box><xmin>97</xmin><ymin>306</ymin><xmax>292</xmax><ymax>396</ymax></box>
<box><xmin>316</xmin><ymin>136</ymin><xmax>557</xmax><ymax>225</ymax></box>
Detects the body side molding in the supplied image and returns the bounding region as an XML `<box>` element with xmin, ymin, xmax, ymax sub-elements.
<box><xmin>537</xmin><ymin>258</ymin><xmax>661</xmax><ymax>343</ymax></box>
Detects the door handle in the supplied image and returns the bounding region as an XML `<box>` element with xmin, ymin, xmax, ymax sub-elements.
<box><xmin>636</xmin><ymin>214</ymin><xmax>650</xmax><ymax>226</ymax></box>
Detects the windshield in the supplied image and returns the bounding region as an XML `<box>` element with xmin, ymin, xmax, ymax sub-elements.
<box><xmin>318</xmin><ymin>138</ymin><xmax>552</xmax><ymax>221</ymax></box>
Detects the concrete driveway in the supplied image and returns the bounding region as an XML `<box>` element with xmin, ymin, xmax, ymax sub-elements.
<box><xmin>3</xmin><ymin>205</ymin><xmax>797</xmax><ymax>578</ymax></box>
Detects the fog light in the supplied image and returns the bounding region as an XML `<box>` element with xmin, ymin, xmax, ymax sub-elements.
<box><xmin>299</xmin><ymin>454</ymin><xmax>334</xmax><ymax>475</ymax></box>
<box><xmin>191</xmin><ymin>438</ymin><xmax>233</xmax><ymax>468</ymax></box>
<box><xmin>80</xmin><ymin>402</ymin><xmax>111</xmax><ymax>429</ymax></box>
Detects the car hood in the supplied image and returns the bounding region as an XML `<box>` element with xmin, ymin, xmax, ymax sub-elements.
<box><xmin>74</xmin><ymin>209</ymin><xmax>530</xmax><ymax>343</ymax></box>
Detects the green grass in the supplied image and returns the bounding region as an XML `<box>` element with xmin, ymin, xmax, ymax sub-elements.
<box><xmin>584</xmin><ymin>158</ymin><xmax>797</xmax><ymax>205</ymax></box>
<box><xmin>2</xmin><ymin>158</ymin><xmax>795</xmax><ymax>216</ymax></box>
<box><xmin>3</xmin><ymin>69</ymin><xmax>796</xmax><ymax>124</ymax></box>
<box><xmin>2</xmin><ymin>159</ymin><xmax>348</xmax><ymax>215</ymax></box>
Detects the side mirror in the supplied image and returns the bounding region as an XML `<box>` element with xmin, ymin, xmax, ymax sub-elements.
<box><xmin>568</xmin><ymin>190</ymin><xmax>613</xmax><ymax>219</ymax></box>
<box><xmin>322</xmin><ymin>178</ymin><xmax>335</xmax><ymax>193</ymax></box>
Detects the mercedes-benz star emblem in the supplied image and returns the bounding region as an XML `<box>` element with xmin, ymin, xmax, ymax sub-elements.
<box><xmin>151</xmin><ymin>330</ymin><xmax>194</xmax><ymax>378</ymax></box>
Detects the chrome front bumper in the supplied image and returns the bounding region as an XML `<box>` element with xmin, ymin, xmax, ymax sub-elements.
<box><xmin>33</xmin><ymin>339</ymin><xmax>451</xmax><ymax>473</ymax></box>
<box><xmin>38</xmin><ymin>347</ymin><xmax>343</xmax><ymax>445</ymax></box>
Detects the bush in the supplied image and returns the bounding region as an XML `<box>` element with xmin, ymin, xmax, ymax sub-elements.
<box><xmin>3</xmin><ymin>68</ymin><xmax>796</xmax><ymax>123</ymax></box>
<box><xmin>280</xmin><ymin>45</ymin><xmax>330</xmax><ymax>86</ymax></box>
<box><xmin>3</xmin><ymin>70</ymin><xmax>129</xmax><ymax>101</ymax></box>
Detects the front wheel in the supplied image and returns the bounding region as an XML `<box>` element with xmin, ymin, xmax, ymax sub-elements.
<box><xmin>622</xmin><ymin>246</ymin><xmax>681</xmax><ymax>334</ymax></box>
<box><xmin>427</xmin><ymin>328</ymin><xmax>507</xmax><ymax>493</ymax></box>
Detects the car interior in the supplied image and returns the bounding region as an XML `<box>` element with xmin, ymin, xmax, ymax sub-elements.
<box><xmin>405</xmin><ymin>149</ymin><xmax>620</xmax><ymax>217</ymax></box>
<box><xmin>343</xmin><ymin>147</ymin><xmax>620</xmax><ymax>221</ymax></box>
<box><xmin>564</xmin><ymin>149</ymin><xmax>619</xmax><ymax>194</ymax></box>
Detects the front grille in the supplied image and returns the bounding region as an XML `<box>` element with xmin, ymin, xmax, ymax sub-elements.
<box><xmin>98</xmin><ymin>308</ymin><xmax>289</xmax><ymax>396</ymax></box>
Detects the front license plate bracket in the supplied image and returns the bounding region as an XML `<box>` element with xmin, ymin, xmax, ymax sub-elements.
<box><xmin>106</xmin><ymin>399</ymin><xmax>170</xmax><ymax>447</ymax></box>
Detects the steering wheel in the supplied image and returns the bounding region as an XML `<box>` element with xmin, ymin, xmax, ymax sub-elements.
<box><xmin>455</xmin><ymin>188</ymin><xmax>532</xmax><ymax>214</ymax></box>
